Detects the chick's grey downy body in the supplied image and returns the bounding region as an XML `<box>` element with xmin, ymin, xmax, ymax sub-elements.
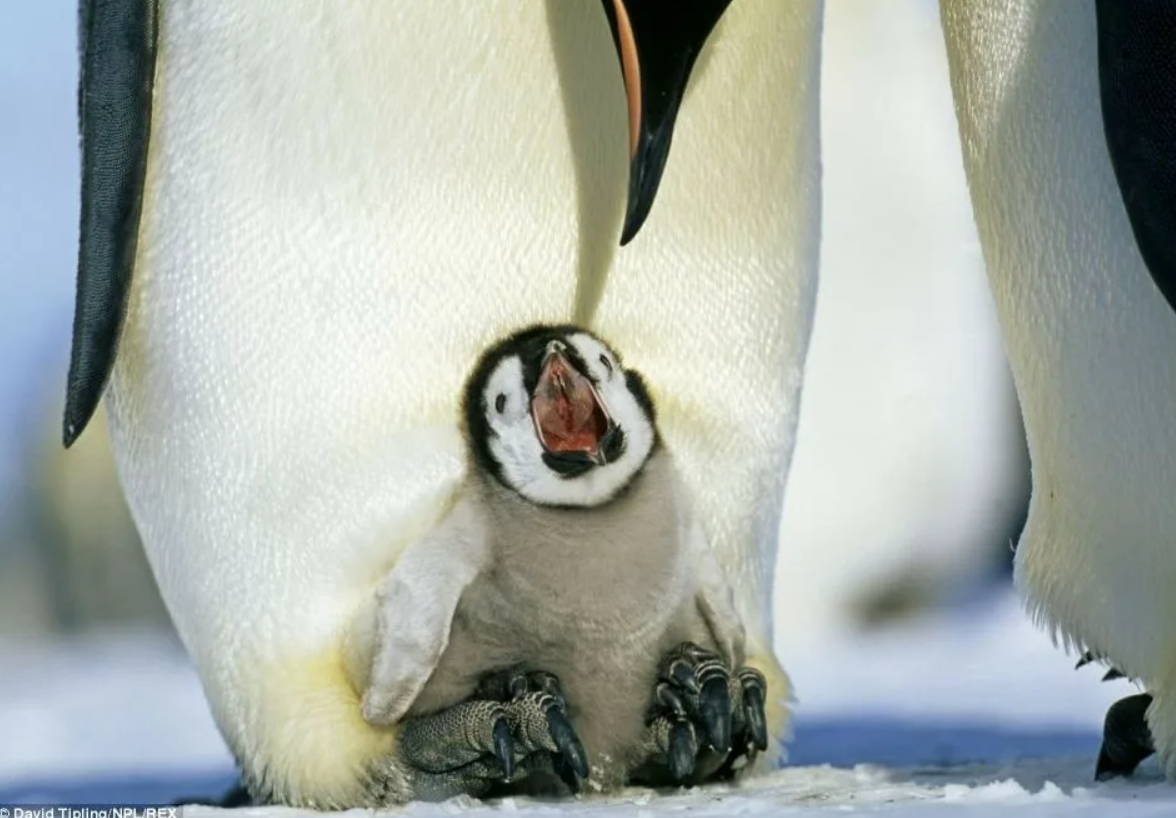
<box><xmin>357</xmin><ymin>325</ymin><xmax>764</xmax><ymax>799</ymax></box>
<box><xmin>410</xmin><ymin>451</ymin><xmax>731</xmax><ymax>783</ymax></box>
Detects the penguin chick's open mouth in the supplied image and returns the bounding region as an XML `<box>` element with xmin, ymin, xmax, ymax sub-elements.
<box><xmin>531</xmin><ymin>345</ymin><xmax>612</xmax><ymax>467</ymax></box>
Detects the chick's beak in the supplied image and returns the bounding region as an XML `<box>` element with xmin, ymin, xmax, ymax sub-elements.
<box><xmin>531</xmin><ymin>343</ymin><xmax>611</xmax><ymax>462</ymax></box>
<box><xmin>600</xmin><ymin>0</ymin><xmax>734</xmax><ymax>245</ymax></box>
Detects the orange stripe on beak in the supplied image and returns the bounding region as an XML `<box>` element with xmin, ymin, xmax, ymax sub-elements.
<box><xmin>599</xmin><ymin>0</ymin><xmax>734</xmax><ymax>245</ymax></box>
<box><xmin>611</xmin><ymin>0</ymin><xmax>642</xmax><ymax>160</ymax></box>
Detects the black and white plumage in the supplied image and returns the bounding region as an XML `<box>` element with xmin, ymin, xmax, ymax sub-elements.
<box><xmin>942</xmin><ymin>0</ymin><xmax>1176</xmax><ymax>783</ymax></box>
<box><xmin>64</xmin><ymin>1</ymin><xmax>808</xmax><ymax>804</ymax></box>
<box><xmin>461</xmin><ymin>323</ymin><xmax>658</xmax><ymax>509</ymax></box>
<box><xmin>347</xmin><ymin>325</ymin><xmax>768</xmax><ymax>800</ymax></box>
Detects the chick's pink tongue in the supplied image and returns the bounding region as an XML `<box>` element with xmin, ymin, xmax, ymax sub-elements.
<box><xmin>533</xmin><ymin>363</ymin><xmax>606</xmax><ymax>452</ymax></box>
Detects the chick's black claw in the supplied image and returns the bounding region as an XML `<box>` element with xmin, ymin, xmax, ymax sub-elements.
<box><xmin>547</xmin><ymin>707</ymin><xmax>590</xmax><ymax>780</ymax></box>
<box><xmin>641</xmin><ymin>714</ymin><xmax>698</xmax><ymax>782</ymax></box>
<box><xmin>529</xmin><ymin>670</ymin><xmax>567</xmax><ymax>706</ymax></box>
<box><xmin>508</xmin><ymin>674</ymin><xmax>530</xmax><ymax>700</ymax></box>
<box><xmin>497</xmin><ymin>671</ymin><xmax>588</xmax><ymax>782</ymax></box>
<box><xmin>665</xmin><ymin>656</ymin><xmax>701</xmax><ymax>693</ymax></box>
<box><xmin>492</xmin><ymin>715</ymin><xmax>514</xmax><ymax>780</ymax></box>
<box><xmin>745</xmin><ymin>692</ymin><xmax>768</xmax><ymax>752</ymax></box>
<box><xmin>668</xmin><ymin>720</ymin><xmax>698</xmax><ymax>780</ymax></box>
<box><xmin>1096</xmin><ymin>693</ymin><xmax>1155</xmax><ymax>781</ymax></box>
<box><xmin>738</xmin><ymin>667</ymin><xmax>769</xmax><ymax>752</ymax></box>
<box><xmin>652</xmin><ymin>681</ymin><xmax>689</xmax><ymax>717</ymax></box>
<box><xmin>699</xmin><ymin>677</ymin><xmax>732</xmax><ymax>754</ymax></box>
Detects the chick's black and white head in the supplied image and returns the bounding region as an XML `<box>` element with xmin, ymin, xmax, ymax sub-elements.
<box><xmin>463</xmin><ymin>325</ymin><xmax>658</xmax><ymax>507</ymax></box>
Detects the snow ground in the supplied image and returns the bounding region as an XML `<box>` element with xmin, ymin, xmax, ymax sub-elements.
<box><xmin>1</xmin><ymin>589</ymin><xmax>1171</xmax><ymax>815</ymax></box>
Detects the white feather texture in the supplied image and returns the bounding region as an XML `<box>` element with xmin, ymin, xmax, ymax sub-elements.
<box><xmin>105</xmin><ymin>0</ymin><xmax>821</xmax><ymax>804</ymax></box>
<box><xmin>941</xmin><ymin>0</ymin><xmax>1176</xmax><ymax>778</ymax></box>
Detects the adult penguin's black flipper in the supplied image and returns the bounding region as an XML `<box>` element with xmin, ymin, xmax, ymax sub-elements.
<box><xmin>65</xmin><ymin>0</ymin><xmax>159</xmax><ymax>447</ymax></box>
<box><xmin>1097</xmin><ymin>0</ymin><xmax>1176</xmax><ymax>316</ymax></box>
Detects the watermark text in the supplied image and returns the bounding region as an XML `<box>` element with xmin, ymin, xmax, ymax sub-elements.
<box><xmin>0</xmin><ymin>808</ymin><xmax>182</xmax><ymax>818</ymax></box>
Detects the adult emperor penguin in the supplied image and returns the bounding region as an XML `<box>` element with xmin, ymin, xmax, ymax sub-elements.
<box><xmin>68</xmin><ymin>0</ymin><xmax>819</xmax><ymax>807</ymax></box>
<box><xmin>939</xmin><ymin>0</ymin><xmax>1176</xmax><ymax>781</ymax></box>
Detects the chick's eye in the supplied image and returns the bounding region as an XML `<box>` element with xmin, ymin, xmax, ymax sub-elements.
<box><xmin>600</xmin><ymin>354</ymin><xmax>613</xmax><ymax>374</ymax></box>
<box><xmin>495</xmin><ymin>394</ymin><xmax>506</xmax><ymax>413</ymax></box>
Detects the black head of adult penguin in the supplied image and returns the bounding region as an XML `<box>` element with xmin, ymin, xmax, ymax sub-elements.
<box><xmin>598</xmin><ymin>0</ymin><xmax>735</xmax><ymax>245</ymax></box>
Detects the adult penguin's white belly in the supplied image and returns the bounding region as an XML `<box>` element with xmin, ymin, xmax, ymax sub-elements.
<box><xmin>775</xmin><ymin>0</ymin><xmax>1026</xmax><ymax>644</ymax></box>
<box><xmin>92</xmin><ymin>1</ymin><xmax>821</xmax><ymax>805</ymax></box>
<box><xmin>941</xmin><ymin>0</ymin><xmax>1176</xmax><ymax>776</ymax></box>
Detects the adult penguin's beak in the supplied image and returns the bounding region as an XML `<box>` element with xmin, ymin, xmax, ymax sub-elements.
<box><xmin>600</xmin><ymin>0</ymin><xmax>734</xmax><ymax>245</ymax></box>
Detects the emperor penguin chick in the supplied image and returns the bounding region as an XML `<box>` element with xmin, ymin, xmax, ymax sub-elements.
<box><xmin>353</xmin><ymin>324</ymin><xmax>769</xmax><ymax>801</ymax></box>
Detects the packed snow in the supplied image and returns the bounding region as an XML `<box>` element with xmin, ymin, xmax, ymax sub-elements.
<box><xmin>2</xmin><ymin>590</ymin><xmax>1172</xmax><ymax>815</ymax></box>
